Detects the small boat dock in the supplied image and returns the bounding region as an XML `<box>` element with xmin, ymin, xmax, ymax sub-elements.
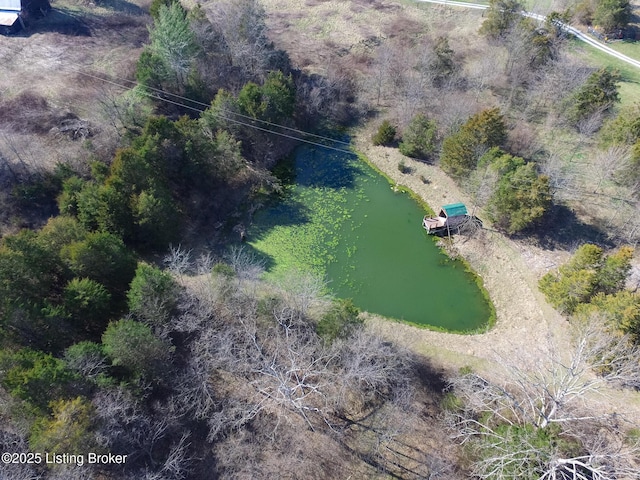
<box><xmin>423</xmin><ymin>203</ymin><xmax>482</xmax><ymax>235</ymax></box>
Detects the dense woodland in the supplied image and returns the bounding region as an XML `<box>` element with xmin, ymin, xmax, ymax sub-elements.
<box><xmin>1</xmin><ymin>0</ymin><xmax>640</xmax><ymax>478</ymax></box>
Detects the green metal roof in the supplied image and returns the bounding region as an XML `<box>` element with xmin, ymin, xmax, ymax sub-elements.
<box><xmin>442</xmin><ymin>203</ymin><xmax>467</xmax><ymax>217</ymax></box>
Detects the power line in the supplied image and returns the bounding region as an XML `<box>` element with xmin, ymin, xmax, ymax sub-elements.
<box><xmin>64</xmin><ymin>67</ymin><xmax>354</xmax><ymax>154</ymax></box>
<box><xmin>63</xmin><ymin>67</ymin><xmax>640</xmax><ymax>208</ymax></box>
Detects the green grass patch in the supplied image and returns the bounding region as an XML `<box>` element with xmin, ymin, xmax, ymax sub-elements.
<box><xmin>605</xmin><ymin>40</ymin><xmax>640</xmax><ymax>61</ymax></box>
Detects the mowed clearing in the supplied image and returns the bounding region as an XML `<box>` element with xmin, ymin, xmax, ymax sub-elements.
<box><xmin>0</xmin><ymin>0</ymin><xmax>150</xmax><ymax>172</ymax></box>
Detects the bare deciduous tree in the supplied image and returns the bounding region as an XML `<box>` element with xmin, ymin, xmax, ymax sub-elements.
<box><xmin>204</xmin><ymin>0</ymin><xmax>285</xmax><ymax>82</ymax></box>
<box><xmin>447</xmin><ymin>316</ymin><xmax>640</xmax><ymax>479</ymax></box>
<box><xmin>164</xmin><ymin>244</ymin><xmax>192</xmax><ymax>278</ymax></box>
<box><xmin>225</xmin><ymin>245</ymin><xmax>266</xmax><ymax>282</ymax></box>
<box><xmin>588</xmin><ymin>145</ymin><xmax>631</xmax><ymax>194</ymax></box>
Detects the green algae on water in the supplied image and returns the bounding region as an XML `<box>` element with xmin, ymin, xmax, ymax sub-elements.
<box><xmin>249</xmin><ymin>145</ymin><xmax>493</xmax><ymax>332</ymax></box>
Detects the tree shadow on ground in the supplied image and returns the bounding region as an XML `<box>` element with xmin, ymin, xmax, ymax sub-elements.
<box><xmin>24</xmin><ymin>8</ymin><xmax>92</xmax><ymax>36</ymax></box>
<box><xmin>524</xmin><ymin>204</ymin><xmax>613</xmax><ymax>250</ymax></box>
<box><xmin>94</xmin><ymin>0</ymin><xmax>144</xmax><ymax>15</ymax></box>
<box><xmin>332</xmin><ymin>355</ymin><xmax>452</xmax><ymax>480</ymax></box>
<box><xmin>412</xmin><ymin>355</ymin><xmax>448</xmax><ymax>396</ymax></box>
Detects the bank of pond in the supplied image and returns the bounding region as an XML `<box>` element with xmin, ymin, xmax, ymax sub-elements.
<box><xmin>248</xmin><ymin>144</ymin><xmax>494</xmax><ymax>333</ymax></box>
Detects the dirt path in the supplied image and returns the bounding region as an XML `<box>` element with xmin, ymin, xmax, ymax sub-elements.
<box><xmin>352</xmin><ymin>125</ymin><xmax>574</xmax><ymax>375</ymax></box>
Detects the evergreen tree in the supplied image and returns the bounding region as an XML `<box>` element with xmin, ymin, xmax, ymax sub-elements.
<box><xmin>430</xmin><ymin>37</ymin><xmax>458</xmax><ymax>87</ymax></box>
<box><xmin>150</xmin><ymin>2</ymin><xmax>199</xmax><ymax>85</ymax></box>
<box><xmin>539</xmin><ymin>244</ymin><xmax>635</xmax><ymax>314</ymax></box>
<box><xmin>595</xmin><ymin>245</ymin><xmax>634</xmax><ymax>294</ymax></box>
<box><xmin>62</xmin><ymin>278</ymin><xmax>112</xmax><ymax>338</ymax></box>
<box><xmin>441</xmin><ymin>129</ymin><xmax>479</xmax><ymax>177</ymax></box>
<box><xmin>30</xmin><ymin>397</ymin><xmax>97</xmax><ymax>455</ymax></box>
<box><xmin>238</xmin><ymin>82</ymin><xmax>264</xmax><ymax>119</ymax></box>
<box><xmin>593</xmin><ymin>0</ymin><xmax>631</xmax><ymax>33</ymax></box>
<box><xmin>568</xmin><ymin>68</ymin><xmax>620</xmax><ymax>124</ymax></box>
<box><xmin>62</xmin><ymin>232</ymin><xmax>137</xmax><ymax>300</ymax></box>
<box><xmin>133</xmin><ymin>187</ymin><xmax>181</xmax><ymax>250</ymax></box>
<box><xmin>0</xmin><ymin>349</ymin><xmax>79</xmax><ymax>414</ymax></box>
<box><xmin>575</xmin><ymin>290</ymin><xmax>640</xmax><ymax>341</ymax></box>
<box><xmin>316</xmin><ymin>299</ymin><xmax>362</xmax><ymax>342</ymax></box>
<box><xmin>102</xmin><ymin>319</ymin><xmax>172</xmax><ymax>382</ymax></box>
<box><xmin>481</xmin><ymin>149</ymin><xmax>551</xmax><ymax>234</ymax></box>
<box><xmin>261</xmin><ymin>70</ymin><xmax>296</xmax><ymax>122</ymax></box>
<box><xmin>127</xmin><ymin>263</ymin><xmax>179</xmax><ymax>328</ymax></box>
<box><xmin>399</xmin><ymin>114</ymin><xmax>437</xmax><ymax>160</ymax></box>
<box><xmin>372</xmin><ymin>120</ymin><xmax>397</xmax><ymax>146</ymax></box>
<box><xmin>441</xmin><ymin>108</ymin><xmax>506</xmax><ymax>177</ymax></box>
<box><xmin>479</xmin><ymin>0</ymin><xmax>524</xmax><ymax>39</ymax></box>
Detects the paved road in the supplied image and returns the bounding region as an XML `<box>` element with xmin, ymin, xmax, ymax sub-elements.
<box><xmin>415</xmin><ymin>0</ymin><xmax>640</xmax><ymax>70</ymax></box>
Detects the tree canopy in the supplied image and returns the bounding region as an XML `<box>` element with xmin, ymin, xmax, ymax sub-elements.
<box><xmin>441</xmin><ymin>108</ymin><xmax>507</xmax><ymax>177</ymax></box>
<box><xmin>568</xmin><ymin>68</ymin><xmax>620</xmax><ymax>125</ymax></box>
<box><xmin>482</xmin><ymin>149</ymin><xmax>552</xmax><ymax>234</ymax></box>
<box><xmin>593</xmin><ymin>0</ymin><xmax>631</xmax><ymax>33</ymax></box>
<box><xmin>479</xmin><ymin>0</ymin><xmax>524</xmax><ymax>39</ymax></box>
<box><xmin>399</xmin><ymin>114</ymin><xmax>437</xmax><ymax>160</ymax></box>
<box><xmin>539</xmin><ymin>244</ymin><xmax>634</xmax><ymax>315</ymax></box>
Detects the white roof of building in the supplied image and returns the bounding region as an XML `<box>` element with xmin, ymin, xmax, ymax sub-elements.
<box><xmin>0</xmin><ymin>10</ymin><xmax>19</xmax><ymax>26</ymax></box>
<box><xmin>0</xmin><ymin>0</ymin><xmax>21</xmax><ymax>11</ymax></box>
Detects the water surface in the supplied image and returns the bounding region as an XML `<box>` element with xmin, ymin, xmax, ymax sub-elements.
<box><xmin>249</xmin><ymin>145</ymin><xmax>492</xmax><ymax>331</ymax></box>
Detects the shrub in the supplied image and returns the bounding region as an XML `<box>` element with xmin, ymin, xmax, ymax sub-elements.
<box><xmin>372</xmin><ymin>120</ymin><xmax>396</xmax><ymax>146</ymax></box>
<box><xmin>398</xmin><ymin>114</ymin><xmax>437</xmax><ymax>160</ymax></box>
<box><xmin>317</xmin><ymin>299</ymin><xmax>362</xmax><ymax>342</ymax></box>
<box><xmin>567</xmin><ymin>68</ymin><xmax>620</xmax><ymax>125</ymax></box>
<box><xmin>102</xmin><ymin>319</ymin><xmax>172</xmax><ymax>381</ymax></box>
<box><xmin>398</xmin><ymin>160</ymin><xmax>411</xmax><ymax>174</ymax></box>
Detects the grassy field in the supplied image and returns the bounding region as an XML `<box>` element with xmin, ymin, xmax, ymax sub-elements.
<box><xmin>569</xmin><ymin>39</ymin><xmax>640</xmax><ymax>104</ymax></box>
<box><xmin>606</xmin><ymin>39</ymin><xmax>640</xmax><ymax>60</ymax></box>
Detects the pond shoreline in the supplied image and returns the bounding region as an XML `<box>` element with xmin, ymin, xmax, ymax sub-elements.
<box><xmin>351</xmin><ymin>124</ymin><xmax>572</xmax><ymax>378</ymax></box>
<box><xmin>353</xmin><ymin>151</ymin><xmax>497</xmax><ymax>333</ymax></box>
<box><xmin>249</xmin><ymin>141</ymin><xmax>492</xmax><ymax>331</ymax></box>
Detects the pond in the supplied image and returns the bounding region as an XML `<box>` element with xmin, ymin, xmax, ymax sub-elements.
<box><xmin>248</xmin><ymin>144</ymin><xmax>493</xmax><ymax>332</ymax></box>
